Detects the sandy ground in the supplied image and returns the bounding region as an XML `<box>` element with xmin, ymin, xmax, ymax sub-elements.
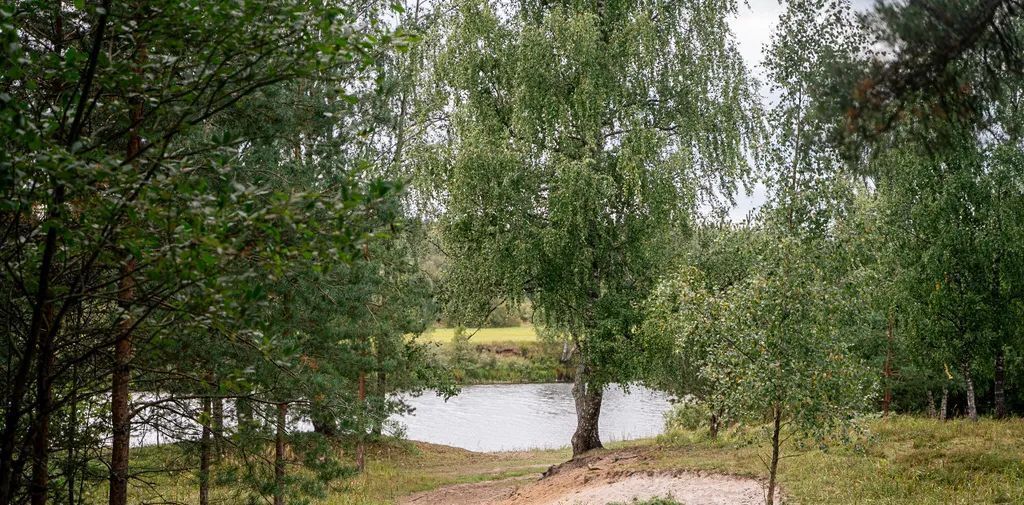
<box><xmin>401</xmin><ymin>477</ymin><xmax>530</xmax><ymax>505</ymax></box>
<box><xmin>400</xmin><ymin>451</ymin><xmax>777</xmax><ymax>505</ymax></box>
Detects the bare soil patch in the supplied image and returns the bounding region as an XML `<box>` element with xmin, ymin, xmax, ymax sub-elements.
<box><xmin>399</xmin><ymin>450</ymin><xmax>776</xmax><ymax>505</ymax></box>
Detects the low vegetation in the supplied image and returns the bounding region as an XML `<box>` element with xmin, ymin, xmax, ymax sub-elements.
<box><xmin>653</xmin><ymin>416</ymin><xmax>1024</xmax><ymax>505</ymax></box>
<box><xmin>439</xmin><ymin>341</ymin><xmax>567</xmax><ymax>384</ymax></box>
<box><xmin>422</xmin><ymin>326</ymin><xmax>573</xmax><ymax>384</ymax></box>
<box><xmin>85</xmin><ymin>437</ymin><xmax>569</xmax><ymax>505</ymax></box>
<box><xmin>5</xmin><ymin>0</ymin><xmax>1024</xmax><ymax>503</ymax></box>
<box><xmin>79</xmin><ymin>415</ymin><xmax>1023</xmax><ymax>504</ymax></box>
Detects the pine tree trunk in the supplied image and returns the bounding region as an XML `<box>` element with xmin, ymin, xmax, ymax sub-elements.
<box><xmin>67</xmin><ymin>366</ymin><xmax>78</xmax><ymax>505</ymax></box>
<box><xmin>212</xmin><ymin>396</ymin><xmax>224</xmax><ymax>442</ymax></box>
<box><xmin>1</xmin><ymin>3</ymin><xmax>106</xmax><ymax>499</ymax></box>
<box><xmin>766</xmin><ymin>404</ymin><xmax>782</xmax><ymax>505</ymax></box>
<box><xmin>0</xmin><ymin>190</ymin><xmax>61</xmax><ymax>505</ymax></box>
<box><xmin>274</xmin><ymin>402</ymin><xmax>287</xmax><ymax>505</ymax></box>
<box><xmin>199</xmin><ymin>397</ymin><xmax>211</xmax><ymax>505</ymax></box>
<box><xmin>110</xmin><ymin>24</ymin><xmax>145</xmax><ymax>504</ymax></box>
<box><xmin>939</xmin><ymin>387</ymin><xmax>948</xmax><ymax>421</ymax></box>
<box><xmin>964</xmin><ymin>363</ymin><xmax>978</xmax><ymax>421</ymax></box>
<box><xmin>570</xmin><ymin>362</ymin><xmax>603</xmax><ymax>457</ymax></box>
<box><xmin>994</xmin><ymin>349</ymin><xmax>1007</xmax><ymax>419</ymax></box>
<box><xmin>356</xmin><ymin>371</ymin><xmax>367</xmax><ymax>472</ymax></box>
<box><xmin>30</xmin><ymin>303</ymin><xmax>55</xmax><ymax>505</ymax></box>
<box><xmin>372</xmin><ymin>371</ymin><xmax>386</xmax><ymax>437</ymax></box>
<box><xmin>109</xmin><ymin>258</ymin><xmax>136</xmax><ymax>505</ymax></box>
<box><xmin>926</xmin><ymin>390</ymin><xmax>936</xmax><ymax>418</ymax></box>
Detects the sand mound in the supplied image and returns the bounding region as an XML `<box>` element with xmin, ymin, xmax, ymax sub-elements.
<box><xmin>400</xmin><ymin>451</ymin><xmax>776</xmax><ymax>505</ymax></box>
<box><xmin>504</xmin><ymin>471</ymin><xmax>766</xmax><ymax>505</ymax></box>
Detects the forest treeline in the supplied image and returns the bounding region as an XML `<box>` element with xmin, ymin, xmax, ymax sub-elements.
<box><xmin>2</xmin><ymin>0</ymin><xmax>1024</xmax><ymax>504</ymax></box>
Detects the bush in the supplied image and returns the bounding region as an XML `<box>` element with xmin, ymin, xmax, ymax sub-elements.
<box><xmin>664</xmin><ymin>401</ymin><xmax>709</xmax><ymax>432</ymax></box>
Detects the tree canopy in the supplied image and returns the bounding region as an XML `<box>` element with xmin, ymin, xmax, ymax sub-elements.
<box><xmin>4</xmin><ymin>0</ymin><xmax>1024</xmax><ymax>503</ymax></box>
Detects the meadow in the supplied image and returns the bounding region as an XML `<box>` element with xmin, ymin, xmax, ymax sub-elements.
<box><xmin>82</xmin><ymin>416</ymin><xmax>1024</xmax><ymax>504</ymax></box>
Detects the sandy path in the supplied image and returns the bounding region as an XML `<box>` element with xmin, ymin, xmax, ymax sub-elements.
<box><xmin>399</xmin><ymin>451</ymin><xmax>776</xmax><ymax>505</ymax></box>
<box><xmin>401</xmin><ymin>477</ymin><xmax>526</xmax><ymax>505</ymax></box>
<box><xmin>504</xmin><ymin>471</ymin><xmax>766</xmax><ymax>505</ymax></box>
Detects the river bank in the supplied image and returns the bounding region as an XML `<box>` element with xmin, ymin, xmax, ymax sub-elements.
<box><xmin>395</xmin><ymin>416</ymin><xmax>1024</xmax><ymax>505</ymax></box>
<box><xmin>88</xmin><ymin>416</ymin><xmax>1024</xmax><ymax>504</ymax></box>
<box><xmin>423</xmin><ymin>327</ymin><xmax>572</xmax><ymax>384</ymax></box>
<box><xmin>436</xmin><ymin>340</ymin><xmax>570</xmax><ymax>384</ymax></box>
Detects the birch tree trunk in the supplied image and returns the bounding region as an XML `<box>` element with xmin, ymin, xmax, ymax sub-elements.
<box><xmin>964</xmin><ymin>364</ymin><xmax>978</xmax><ymax>422</ymax></box>
<box><xmin>939</xmin><ymin>387</ymin><xmax>948</xmax><ymax>421</ymax></box>
<box><xmin>570</xmin><ymin>362</ymin><xmax>603</xmax><ymax>457</ymax></box>
<box><xmin>881</xmin><ymin>314</ymin><xmax>894</xmax><ymax>417</ymax></box>
<box><xmin>766</xmin><ymin>404</ymin><xmax>782</xmax><ymax>505</ymax></box>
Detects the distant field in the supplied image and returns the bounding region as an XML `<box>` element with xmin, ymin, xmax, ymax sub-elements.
<box><xmin>420</xmin><ymin>326</ymin><xmax>540</xmax><ymax>343</ymax></box>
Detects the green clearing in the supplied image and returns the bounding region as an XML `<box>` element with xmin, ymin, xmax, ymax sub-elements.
<box><xmin>87</xmin><ymin>439</ymin><xmax>570</xmax><ymax>505</ymax></box>
<box><xmin>650</xmin><ymin>416</ymin><xmax>1024</xmax><ymax>504</ymax></box>
<box><xmin>419</xmin><ymin>326</ymin><xmax>541</xmax><ymax>344</ymax></box>
<box><xmin>90</xmin><ymin>416</ymin><xmax>1024</xmax><ymax>505</ymax></box>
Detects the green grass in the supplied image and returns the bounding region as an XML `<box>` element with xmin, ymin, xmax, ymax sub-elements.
<box><xmin>320</xmin><ymin>442</ymin><xmax>568</xmax><ymax>505</ymax></box>
<box><xmin>89</xmin><ymin>416</ymin><xmax>1024</xmax><ymax>504</ymax></box>
<box><xmin>419</xmin><ymin>326</ymin><xmax>540</xmax><ymax>344</ymax></box>
<box><xmin>646</xmin><ymin>416</ymin><xmax>1024</xmax><ymax>504</ymax></box>
<box><xmin>92</xmin><ymin>439</ymin><xmax>568</xmax><ymax>505</ymax></box>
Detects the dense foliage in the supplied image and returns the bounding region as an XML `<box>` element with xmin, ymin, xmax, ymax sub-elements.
<box><xmin>416</xmin><ymin>0</ymin><xmax>758</xmax><ymax>455</ymax></box>
<box><xmin>1</xmin><ymin>1</ymin><xmax>447</xmax><ymax>503</ymax></box>
<box><xmin>3</xmin><ymin>0</ymin><xmax>1024</xmax><ymax>503</ymax></box>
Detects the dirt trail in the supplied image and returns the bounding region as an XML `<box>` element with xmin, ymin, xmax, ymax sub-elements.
<box><xmin>399</xmin><ymin>451</ymin><xmax>775</xmax><ymax>505</ymax></box>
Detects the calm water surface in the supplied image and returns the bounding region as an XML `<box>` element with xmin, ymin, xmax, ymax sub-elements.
<box><xmin>129</xmin><ymin>383</ymin><xmax>673</xmax><ymax>450</ymax></box>
<box><xmin>390</xmin><ymin>383</ymin><xmax>673</xmax><ymax>451</ymax></box>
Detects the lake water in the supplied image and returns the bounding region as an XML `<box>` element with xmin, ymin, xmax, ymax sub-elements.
<box><xmin>390</xmin><ymin>383</ymin><xmax>674</xmax><ymax>451</ymax></box>
<box><xmin>129</xmin><ymin>383</ymin><xmax>674</xmax><ymax>451</ymax></box>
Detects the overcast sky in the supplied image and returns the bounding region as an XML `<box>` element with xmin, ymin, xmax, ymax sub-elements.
<box><xmin>724</xmin><ymin>0</ymin><xmax>784</xmax><ymax>221</ymax></box>
<box><xmin>724</xmin><ymin>0</ymin><xmax>874</xmax><ymax>220</ymax></box>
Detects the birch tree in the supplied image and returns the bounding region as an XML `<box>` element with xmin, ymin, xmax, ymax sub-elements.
<box><xmin>421</xmin><ymin>0</ymin><xmax>757</xmax><ymax>456</ymax></box>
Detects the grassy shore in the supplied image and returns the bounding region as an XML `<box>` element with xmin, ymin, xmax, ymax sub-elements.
<box><xmin>420</xmin><ymin>326</ymin><xmax>540</xmax><ymax>344</ymax></box>
<box><xmin>650</xmin><ymin>416</ymin><xmax>1024</xmax><ymax>504</ymax></box>
<box><xmin>421</xmin><ymin>326</ymin><xmax>570</xmax><ymax>384</ymax></box>
<box><xmin>89</xmin><ymin>416</ymin><xmax>1024</xmax><ymax>504</ymax></box>
<box><xmin>87</xmin><ymin>438</ymin><xmax>570</xmax><ymax>505</ymax></box>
